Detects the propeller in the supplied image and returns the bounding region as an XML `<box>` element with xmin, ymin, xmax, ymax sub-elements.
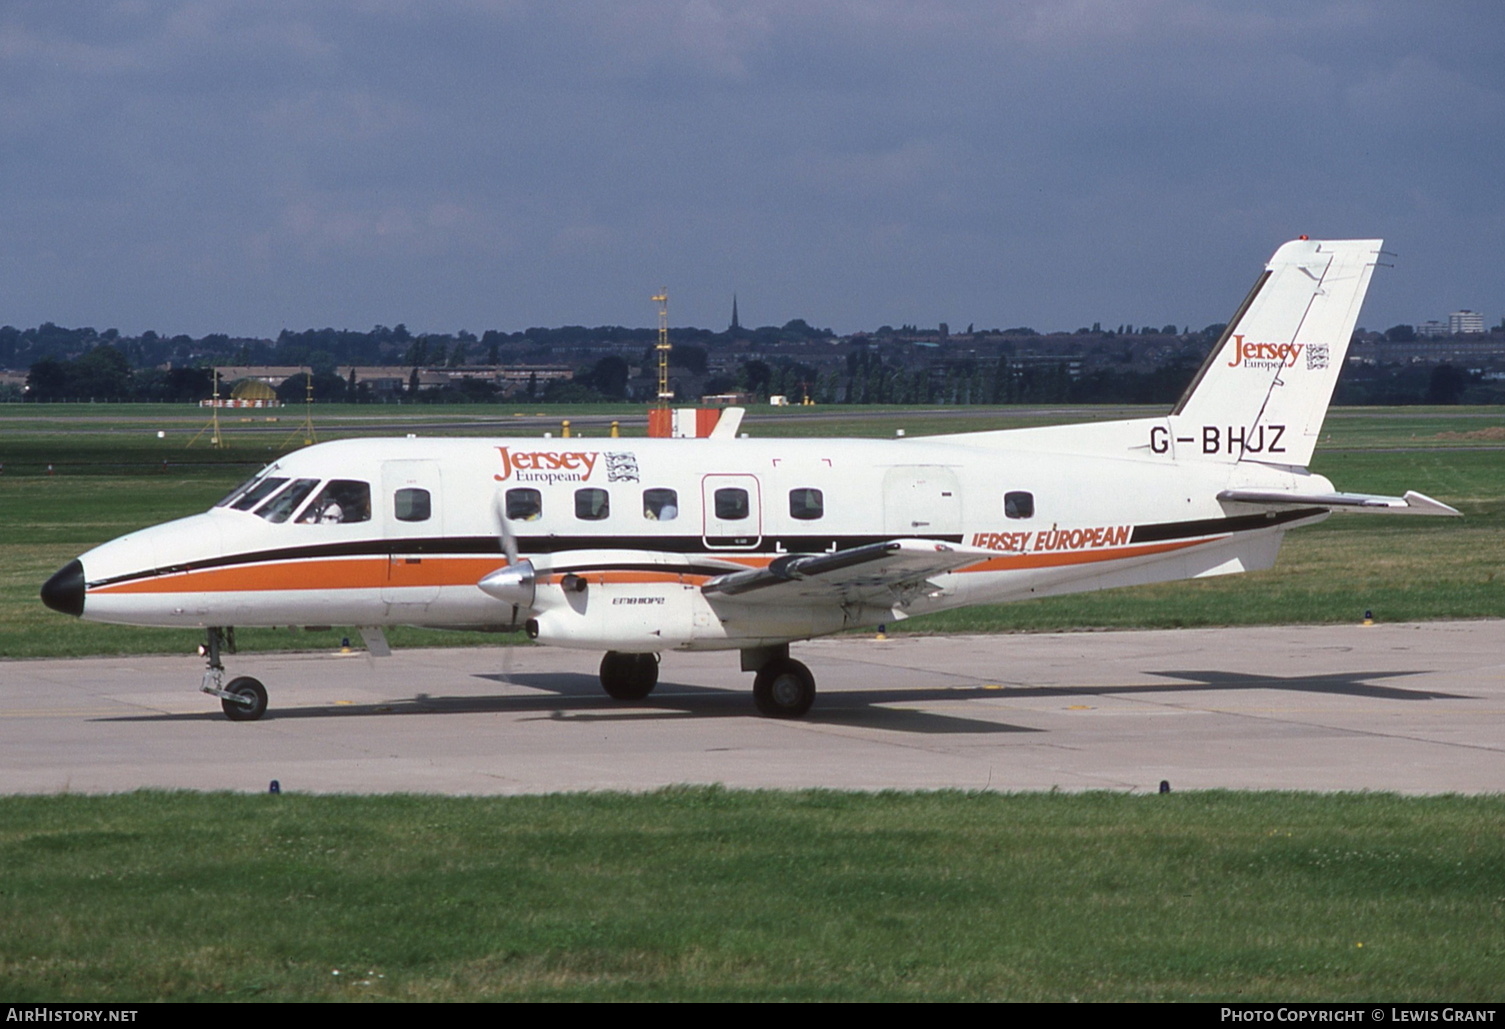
<box><xmin>479</xmin><ymin>491</ymin><xmax>539</xmax><ymax>687</ymax></box>
<box><xmin>478</xmin><ymin>491</ymin><xmax>537</xmax><ymax>612</ymax></box>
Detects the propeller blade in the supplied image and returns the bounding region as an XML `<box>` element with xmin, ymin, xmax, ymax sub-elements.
<box><xmin>482</xmin><ymin>490</ymin><xmax>536</xmax><ymax>608</ymax></box>
<box><xmin>495</xmin><ymin>490</ymin><xmax>521</xmax><ymax>566</ymax></box>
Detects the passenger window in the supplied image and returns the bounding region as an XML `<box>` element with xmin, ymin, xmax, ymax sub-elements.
<box><xmin>575</xmin><ymin>488</ymin><xmax>609</xmax><ymax>521</ymax></box>
<box><xmin>299</xmin><ymin>480</ymin><xmax>372</xmax><ymax>524</ymax></box>
<box><xmin>789</xmin><ymin>488</ymin><xmax>824</xmax><ymax>520</ymax></box>
<box><xmin>230</xmin><ymin>477</ymin><xmax>288</xmax><ymax>511</ymax></box>
<box><xmin>393</xmin><ymin>487</ymin><xmax>430</xmax><ymax>522</ymax></box>
<box><xmin>643</xmin><ymin>488</ymin><xmax>679</xmax><ymax>521</ymax></box>
<box><xmin>714</xmin><ymin>488</ymin><xmax>749</xmax><ymax>520</ymax></box>
<box><xmin>256</xmin><ymin>478</ymin><xmax>320</xmax><ymax>523</ymax></box>
<box><xmin>1005</xmin><ymin>491</ymin><xmax>1034</xmax><ymax>519</ymax></box>
<box><xmin>506</xmin><ymin>488</ymin><xmax>542</xmax><ymax>521</ymax></box>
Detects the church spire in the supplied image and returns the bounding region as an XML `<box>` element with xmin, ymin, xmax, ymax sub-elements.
<box><xmin>730</xmin><ymin>293</ymin><xmax>740</xmax><ymax>333</ymax></box>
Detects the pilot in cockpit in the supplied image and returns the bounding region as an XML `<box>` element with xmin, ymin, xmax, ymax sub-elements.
<box><xmin>298</xmin><ymin>480</ymin><xmax>372</xmax><ymax>525</ymax></box>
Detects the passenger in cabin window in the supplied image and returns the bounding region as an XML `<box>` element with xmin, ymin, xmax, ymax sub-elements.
<box><xmin>644</xmin><ymin>489</ymin><xmax>678</xmax><ymax>521</ymax></box>
<box><xmin>507</xmin><ymin>489</ymin><xmax>542</xmax><ymax>521</ymax></box>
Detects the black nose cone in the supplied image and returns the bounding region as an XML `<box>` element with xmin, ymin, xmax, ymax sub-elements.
<box><xmin>41</xmin><ymin>559</ymin><xmax>85</xmax><ymax>617</ymax></box>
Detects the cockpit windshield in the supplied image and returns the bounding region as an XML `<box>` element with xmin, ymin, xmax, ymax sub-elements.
<box><xmin>215</xmin><ymin>467</ymin><xmax>277</xmax><ymax>509</ymax></box>
<box><xmin>227</xmin><ymin>477</ymin><xmax>289</xmax><ymax>512</ymax></box>
<box><xmin>217</xmin><ymin>469</ymin><xmax>373</xmax><ymax>527</ymax></box>
<box><xmin>254</xmin><ymin>478</ymin><xmax>320</xmax><ymax>523</ymax></box>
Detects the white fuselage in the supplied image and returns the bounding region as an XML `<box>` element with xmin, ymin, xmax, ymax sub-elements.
<box><xmin>70</xmin><ymin>417</ymin><xmax>1330</xmax><ymax>652</ymax></box>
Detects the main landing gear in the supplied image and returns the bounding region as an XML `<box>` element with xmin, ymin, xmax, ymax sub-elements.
<box><xmin>595</xmin><ymin>645</ymin><xmax>817</xmax><ymax>718</ymax></box>
<box><xmin>199</xmin><ymin>627</ymin><xmax>269</xmax><ymax>722</ymax></box>
<box><xmin>599</xmin><ymin>651</ymin><xmax>659</xmax><ymax>700</ymax></box>
<box><xmin>752</xmin><ymin>657</ymin><xmax>816</xmax><ymax>718</ymax></box>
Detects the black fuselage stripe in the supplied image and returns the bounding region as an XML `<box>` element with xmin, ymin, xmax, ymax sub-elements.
<box><xmin>86</xmin><ymin>534</ymin><xmax>961</xmax><ymax>588</ymax></box>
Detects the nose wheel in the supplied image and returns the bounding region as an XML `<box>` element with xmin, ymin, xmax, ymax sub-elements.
<box><xmin>221</xmin><ymin>677</ymin><xmax>268</xmax><ymax>721</ymax></box>
<box><xmin>199</xmin><ymin>627</ymin><xmax>269</xmax><ymax>722</ymax></box>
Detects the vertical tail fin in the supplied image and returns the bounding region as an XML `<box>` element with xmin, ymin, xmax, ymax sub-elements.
<box><xmin>1169</xmin><ymin>238</ymin><xmax>1383</xmax><ymax>468</ymax></box>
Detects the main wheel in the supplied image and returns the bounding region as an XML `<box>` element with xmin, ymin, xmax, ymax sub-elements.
<box><xmin>753</xmin><ymin>658</ymin><xmax>815</xmax><ymax>718</ymax></box>
<box><xmin>599</xmin><ymin>651</ymin><xmax>658</xmax><ymax>701</ymax></box>
<box><xmin>221</xmin><ymin>676</ymin><xmax>268</xmax><ymax>721</ymax></box>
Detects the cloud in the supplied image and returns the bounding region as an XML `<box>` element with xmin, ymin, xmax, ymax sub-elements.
<box><xmin>0</xmin><ymin>1</ymin><xmax>1500</xmax><ymax>335</ymax></box>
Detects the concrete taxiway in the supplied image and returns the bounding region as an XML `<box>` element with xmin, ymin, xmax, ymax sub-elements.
<box><xmin>2</xmin><ymin>621</ymin><xmax>1502</xmax><ymax>795</ymax></box>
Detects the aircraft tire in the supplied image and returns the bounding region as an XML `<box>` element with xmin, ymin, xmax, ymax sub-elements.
<box><xmin>753</xmin><ymin>658</ymin><xmax>815</xmax><ymax>718</ymax></box>
<box><xmin>599</xmin><ymin>651</ymin><xmax>658</xmax><ymax>701</ymax></box>
<box><xmin>221</xmin><ymin>676</ymin><xmax>268</xmax><ymax>722</ymax></box>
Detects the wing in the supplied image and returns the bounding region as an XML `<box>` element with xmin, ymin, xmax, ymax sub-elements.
<box><xmin>701</xmin><ymin>539</ymin><xmax>992</xmax><ymax>606</ymax></box>
<box><xmin>1217</xmin><ymin>488</ymin><xmax>1460</xmax><ymax>516</ymax></box>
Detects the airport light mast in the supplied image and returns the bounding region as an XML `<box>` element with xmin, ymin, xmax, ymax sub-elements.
<box><xmin>653</xmin><ymin>288</ymin><xmax>671</xmax><ymax>411</ymax></box>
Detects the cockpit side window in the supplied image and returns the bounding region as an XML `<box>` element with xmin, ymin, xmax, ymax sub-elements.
<box><xmin>298</xmin><ymin>480</ymin><xmax>372</xmax><ymax>524</ymax></box>
<box><xmin>255</xmin><ymin>478</ymin><xmax>320</xmax><ymax>523</ymax></box>
<box><xmin>230</xmin><ymin>477</ymin><xmax>288</xmax><ymax>511</ymax></box>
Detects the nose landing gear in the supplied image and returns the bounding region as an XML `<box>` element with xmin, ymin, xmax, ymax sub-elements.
<box><xmin>198</xmin><ymin>627</ymin><xmax>268</xmax><ymax>722</ymax></box>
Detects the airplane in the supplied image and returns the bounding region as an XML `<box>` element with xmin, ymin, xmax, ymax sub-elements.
<box><xmin>40</xmin><ymin>237</ymin><xmax>1459</xmax><ymax>722</ymax></box>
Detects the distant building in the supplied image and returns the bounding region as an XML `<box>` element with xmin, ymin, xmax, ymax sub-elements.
<box><xmin>1416</xmin><ymin>321</ymin><xmax>1448</xmax><ymax>339</ymax></box>
<box><xmin>1450</xmin><ymin>310</ymin><xmax>1486</xmax><ymax>335</ymax></box>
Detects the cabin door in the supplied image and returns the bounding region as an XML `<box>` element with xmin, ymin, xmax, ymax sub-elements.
<box><xmin>882</xmin><ymin>466</ymin><xmax>962</xmax><ymax>540</ymax></box>
<box><xmin>381</xmin><ymin>460</ymin><xmax>445</xmax><ymax>608</ymax></box>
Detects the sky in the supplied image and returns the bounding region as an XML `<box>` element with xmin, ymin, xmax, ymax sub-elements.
<box><xmin>1</xmin><ymin>1</ymin><xmax>1501</xmax><ymax>341</ymax></box>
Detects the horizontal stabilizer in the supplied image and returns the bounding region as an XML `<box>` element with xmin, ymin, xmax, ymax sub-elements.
<box><xmin>1218</xmin><ymin>488</ymin><xmax>1460</xmax><ymax>516</ymax></box>
<box><xmin>702</xmin><ymin>539</ymin><xmax>992</xmax><ymax>605</ymax></box>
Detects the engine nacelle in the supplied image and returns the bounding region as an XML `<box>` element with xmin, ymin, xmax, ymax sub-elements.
<box><xmin>523</xmin><ymin>580</ymin><xmax>855</xmax><ymax>652</ymax></box>
<box><xmin>525</xmin><ymin>581</ymin><xmax>699</xmax><ymax>650</ymax></box>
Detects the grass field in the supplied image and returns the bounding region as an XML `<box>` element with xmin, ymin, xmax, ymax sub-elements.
<box><xmin>2</xmin><ymin>789</ymin><xmax>1502</xmax><ymax>1002</ymax></box>
<box><xmin>2</xmin><ymin>403</ymin><xmax>1502</xmax><ymax>657</ymax></box>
